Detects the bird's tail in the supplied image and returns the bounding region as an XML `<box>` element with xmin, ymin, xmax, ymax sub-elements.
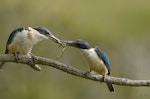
<box><xmin>106</xmin><ymin>83</ymin><xmax>114</xmax><ymax>92</ymax></box>
<box><xmin>0</xmin><ymin>62</ymin><xmax>5</xmax><ymax>69</ymax></box>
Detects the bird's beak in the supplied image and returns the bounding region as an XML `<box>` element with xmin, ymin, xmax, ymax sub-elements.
<box><xmin>62</xmin><ymin>40</ymin><xmax>76</xmax><ymax>47</ymax></box>
<box><xmin>47</xmin><ymin>34</ymin><xmax>65</xmax><ymax>47</ymax></box>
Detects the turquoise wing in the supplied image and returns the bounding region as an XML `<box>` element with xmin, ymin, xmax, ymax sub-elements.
<box><xmin>95</xmin><ymin>46</ymin><xmax>111</xmax><ymax>74</ymax></box>
<box><xmin>5</xmin><ymin>27</ymin><xmax>24</xmax><ymax>54</ymax></box>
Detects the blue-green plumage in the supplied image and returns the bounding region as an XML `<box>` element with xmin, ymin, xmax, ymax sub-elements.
<box><xmin>33</xmin><ymin>27</ymin><xmax>61</xmax><ymax>44</ymax></box>
<box><xmin>33</xmin><ymin>27</ymin><xmax>50</xmax><ymax>36</ymax></box>
<box><xmin>4</xmin><ymin>27</ymin><xmax>63</xmax><ymax>55</ymax></box>
<box><xmin>95</xmin><ymin>46</ymin><xmax>111</xmax><ymax>74</ymax></box>
<box><xmin>65</xmin><ymin>39</ymin><xmax>114</xmax><ymax>92</ymax></box>
<box><xmin>71</xmin><ymin>40</ymin><xmax>91</xmax><ymax>49</ymax></box>
<box><xmin>66</xmin><ymin>40</ymin><xmax>111</xmax><ymax>73</ymax></box>
<box><xmin>0</xmin><ymin>27</ymin><xmax>64</xmax><ymax>70</ymax></box>
<box><xmin>5</xmin><ymin>27</ymin><xmax>24</xmax><ymax>54</ymax></box>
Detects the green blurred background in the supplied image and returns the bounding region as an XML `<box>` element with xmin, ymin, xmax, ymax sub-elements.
<box><xmin>0</xmin><ymin>0</ymin><xmax>150</xmax><ymax>99</ymax></box>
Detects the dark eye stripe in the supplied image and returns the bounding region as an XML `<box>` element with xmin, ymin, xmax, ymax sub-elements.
<box><xmin>33</xmin><ymin>27</ymin><xmax>50</xmax><ymax>35</ymax></box>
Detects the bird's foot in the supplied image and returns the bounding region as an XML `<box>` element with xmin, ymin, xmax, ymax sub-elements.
<box><xmin>14</xmin><ymin>52</ymin><xmax>21</xmax><ymax>63</ymax></box>
<box><xmin>84</xmin><ymin>70</ymin><xmax>92</xmax><ymax>76</ymax></box>
<box><xmin>28</xmin><ymin>53</ymin><xmax>41</xmax><ymax>71</ymax></box>
<box><xmin>102</xmin><ymin>73</ymin><xmax>108</xmax><ymax>82</ymax></box>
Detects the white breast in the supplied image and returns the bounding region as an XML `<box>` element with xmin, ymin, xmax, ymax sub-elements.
<box><xmin>9</xmin><ymin>27</ymin><xmax>48</xmax><ymax>55</ymax></box>
<box><xmin>28</xmin><ymin>27</ymin><xmax>48</xmax><ymax>45</ymax></box>
<box><xmin>81</xmin><ymin>48</ymin><xmax>108</xmax><ymax>75</ymax></box>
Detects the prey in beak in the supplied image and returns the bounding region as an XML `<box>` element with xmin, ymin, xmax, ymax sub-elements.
<box><xmin>62</xmin><ymin>40</ymin><xmax>91</xmax><ymax>49</ymax></box>
<box><xmin>46</xmin><ymin>34</ymin><xmax>66</xmax><ymax>48</ymax></box>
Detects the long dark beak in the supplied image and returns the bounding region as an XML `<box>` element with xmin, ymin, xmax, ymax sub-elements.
<box><xmin>62</xmin><ymin>40</ymin><xmax>75</xmax><ymax>46</ymax></box>
<box><xmin>47</xmin><ymin>34</ymin><xmax>65</xmax><ymax>47</ymax></box>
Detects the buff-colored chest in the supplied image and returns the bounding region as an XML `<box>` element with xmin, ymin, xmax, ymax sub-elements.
<box><xmin>7</xmin><ymin>29</ymin><xmax>48</xmax><ymax>55</ymax></box>
<box><xmin>81</xmin><ymin>48</ymin><xmax>108</xmax><ymax>75</ymax></box>
<box><xmin>7</xmin><ymin>30</ymin><xmax>34</xmax><ymax>55</ymax></box>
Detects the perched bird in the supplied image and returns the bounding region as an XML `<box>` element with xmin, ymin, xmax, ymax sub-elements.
<box><xmin>0</xmin><ymin>27</ymin><xmax>64</xmax><ymax>70</ymax></box>
<box><xmin>65</xmin><ymin>40</ymin><xmax>114</xmax><ymax>92</ymax></box>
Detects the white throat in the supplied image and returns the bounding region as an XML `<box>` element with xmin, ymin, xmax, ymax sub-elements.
<box><xmin>28</xmin><ymin>27</ymin><xmax>48</xmax><ymax>45</ymax></box>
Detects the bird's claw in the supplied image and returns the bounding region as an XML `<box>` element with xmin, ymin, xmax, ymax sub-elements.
<box><xmin>14</xmin><ymin>52</ymin><xmax>20</xmax><ymax>63</ymax></box>
<box><xmin>28</xmin><ymin>53</ymin><xmax>41</xmax><ymax>71</ymax></box>
<box><xmin>84</xmin><ymin>70</ymin><xmax>92</xmax><ymax>76</ymax></box>
<box><xmin>102</xmin><ymin>73</ymin><xmax>107</xmax><ymax>82</ymax></box>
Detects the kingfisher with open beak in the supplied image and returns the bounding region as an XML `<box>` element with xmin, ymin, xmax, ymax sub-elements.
<box><xmin>0</xmin><ymin>27</ymin><xmax>64</xmax><ymax>70</ymax></box>
<box><xmin>65</xmin><ymin>40</ymin><xmax>114</xmax><ymax>92</ymax></box>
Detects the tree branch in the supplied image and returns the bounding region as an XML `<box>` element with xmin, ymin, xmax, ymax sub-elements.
<box><xmin>0</xmin><ymin>54</ymin><xmax>150</xmax><ymax>87</ymax></box>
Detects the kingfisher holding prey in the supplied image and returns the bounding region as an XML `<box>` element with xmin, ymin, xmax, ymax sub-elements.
<box><xmin>65</xmin><ymin>40</ymin><xmax>114</xmax><ymax>92</ymax></box>
<box><xmin>0</xmin><ymin>27</ymin><xmax>64</xmax><ymax>70</ymax></box>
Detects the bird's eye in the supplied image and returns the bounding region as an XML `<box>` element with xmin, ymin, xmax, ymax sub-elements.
<box><xmin>77</xmin><ymin>44</ymin><xmax>82</xmax><ymax>47</ymax></box>
<box><xmin>76</xmin><ymin>44</ymin><xmax>86</xmax><ymax>49</ymax></box>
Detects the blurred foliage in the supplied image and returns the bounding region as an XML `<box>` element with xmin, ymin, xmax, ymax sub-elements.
<box><xmin>0</xmin><ymin>0</ymin><xmax>150</xmax><ymax>99</ymax></box>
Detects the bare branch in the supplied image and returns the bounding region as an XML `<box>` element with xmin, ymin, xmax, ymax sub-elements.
<box><xmin>0</xmin><ymin>54</ymin><xmax>150</xmax><ymax>87</ymax></box>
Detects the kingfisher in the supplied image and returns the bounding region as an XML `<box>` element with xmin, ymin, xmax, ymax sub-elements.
<box><xmin>0</xmin><ymin>27</ymin><xmax>64</xmax><ymax>70</ymax></box>
<box><xmin>65</xmin><ymin>40</ymin><xmax>114</xmax><ymax>92</ymax></box>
